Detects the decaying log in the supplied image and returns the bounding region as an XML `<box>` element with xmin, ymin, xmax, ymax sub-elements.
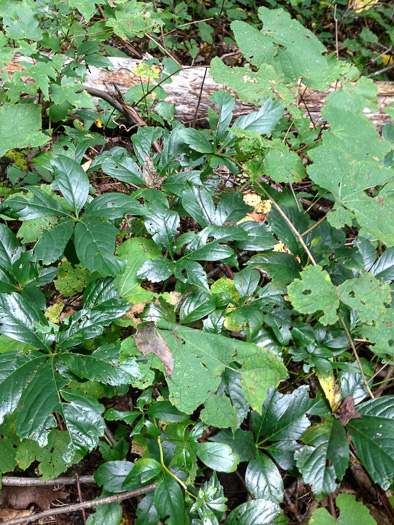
<box><xmin>2</xmin><ymin>56</ymin><xmax>394</xmax><ymax>130</ymax></box>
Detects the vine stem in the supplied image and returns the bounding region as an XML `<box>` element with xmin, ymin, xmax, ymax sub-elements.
<box><xmin>1</xmin><ymin>484</ymin><xmax>158</xmax><ymax>525</ymax></box>
<box><xmin>256</xmin><ymin>182</ymin><xmax>317</xmax><ymax>265</ymax></box>
<box><xmin>256</xmin><ymin>181</ymin><xmax>374</xmax><ymax>398</ymax></box>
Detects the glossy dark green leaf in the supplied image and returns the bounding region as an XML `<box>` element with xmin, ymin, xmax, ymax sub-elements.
<box><xmin>179</xmin><ymin>289</ymin><xmax>216</xmax><ymax>323</ymax></box>
<box><xmin>295</xmin><ymin>417</ymin><xmax>349</xmax><ymax>497</ymax></box>
<box><xmin>15</xmin><ymin>361</ymin><xmax>60</xmax><ymax>446</ymax></box>
<box><xmin>101</xmin><ymin>154</ymin><xmax>144</xmax><ymax>185</ymax></box>
<box><xmin>232</xmin><ymin>98</ymin><xmax>284</xmax><ymax>135</ymax></box>
<box><xmin>51</xmin><ymin>155</ymin><xmax>89</xmax><ymax>215</ymax></box>
<box><xmin>182</xmin><ymin>183</ymin><xmax>215</xmax><ymax>228</ymax></box>
<box><xmin>136</xmin><ymin>492</ymin><xmax>160</xmax><ymax>525</ymax></box>
<box><xmin>0</xmin><ymin>351</ymin><xmax>43</xmax><ymax>425</ymax></box>
<box><xmin>225</xmin><ymin>498</ymin><xmax>280</xmax><ymax>525</ymax></box>
<box><xmin>62</xmin><ymin>344</ymin><xmax>141</xmax><ymax>386</ymax></box>
<box><xmin>0</xmin><ymin>186</ymin><xmax>69</xmax><ymax>220</ymax></box>
<box><xmin>347</xmin><ymin>396</ymin><xmax>394</xmax><ymax>489</ymax></box>
<box><xmin>154</xmin><ymin>473</ymin><xmax>185</xmax><ymax>525</ymax></box>
<box><xmin>250</xmin><ymin>251</ymin><xmax>301</xmax><ymax>285</ymax></box>
<box><xmin>234</xmin><ymin>267</ymin><xmax>260</xmax><ymax>298</ymax></box>
<box><xmin>34</xmin><ymin>219</ymin><xmax>74</xmax><ymax>264</ymax></box>
<box><xmin>209</xmin><ymin>429</ymin><xmax>256</xmax><ymax>463</ymax></box>
<box><xmin>95</xmin><ymin>460</ymin><xmax>134</xmax><ymax>493</ymax></box>
<box><xmin>211</xmin><ymin>90</ymin><xmax>235</xmax><ymax>141</ymax></box>
<box><xmin>84</xmin><ymin>193</ymin><xmax>146</xmax><ymax>219</ymax></box>
<box><xmin>137</xmin><ymin>258</ymin><xmax>174</xmax><ymax>283</ymax></box>
<box><xmin>175</xmin><ymin>260</ymin><xmax>209</xmax><ymax>291</ymax></box>
<box><xmin>123</xmin><ymin>458</ymin><xmax>162</xmax><ymax>486</ymax></box>
<box><xmin>83</xmin><ymin>277</ymin><xmax>118</xmax><ymax>308</ymax></box>
<box><xmin>0</xmin><ymin>293</ymin><xmax>50</xmax><ymax>350</ymax></box>
<box><xmin>176</xmin><ymin>128</ymin><xmax>215</xmax><ymax>153</ymax></box>
<box><xmin>86</xmin><ymin>501</ymin><xmax>123</xmax><ymax>525</ymax></box>
<box><xmin>184</xmin><ymin>240</ymin><xmax>234</xmax><ymax>262</ymax></box>
<box><xmin>369</xmin><ymin>247</ymin><xmax>394</xmax><ymax>283</ymax></box>
<box><xmin>222</xmin><ymin>369</ymin><xmax>250</xmax><ymax>427</ymax></box>
<box><xmin>0</xmin><ymin>224</ymin><xmax>19</xmax><ymax>272</ymax></box>
<box><xmin>74</xmin><ymin>218</ymin><xmax>124</xmax><ymax>276</ymax></box>
<box><xmin>216</xmin><ymin>192</ymin><xmax>252</xmax><ymax>225</ymax></box>
<box><xmin>147</xmin><ymin>401</ymin><xmax>189</xmax><ymax>423</ymax></box>
<box><xmin>245</xmin><ymin>451</ymin><xmax>283</xmax><ymax>504</ymax></box>
<box><xmin>144</xmin><ymin>207</ymin><xmax>180</xmax><ymax>257</ymax></box>
<box><xmin>234</xmin><ymin>222</ymin><xmax>276</xmax><ymax>252</ymax></box>
<box><xmin>193</xmin><ymin>442</ymin><xmax>239</xmax><ymax>472</ymax></box>
<box><xmin>268</xmin><ymin>206</ymin><xmax>310</xmax><ymax>259</ymax></box>
<box><xmin>62</xmin><ymin>390</ymin><xmax>106</xmax><ymax>462</ymax></box>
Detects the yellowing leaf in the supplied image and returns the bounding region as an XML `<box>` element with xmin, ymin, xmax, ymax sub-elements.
<box><xmin>350</xmin><ymin>0</ymin><xmax>378</xmax><ymax>12</ymax></box>
<box><xmin>94</xmin><ymin>117</ymin><xmax>103</xmax><ymax>128</ymax></box>
<box><xmin>239</xmin><ymin>193</ymin><xmax>271</xmax><ymax>223</ymax></box>
<box><xmin>381</xmin><ymin>55</ymin><xmax>394</xmax><ymax>66</ymax></box>
<box><xmin>44</xmin><ymin>301</ymin><xmax>64</xmax><ymax>323</ymax></box>
<box><xmin>317</xmin><ymin>371</ymin><xmax>341</xmax><ymax>410</ymax></box>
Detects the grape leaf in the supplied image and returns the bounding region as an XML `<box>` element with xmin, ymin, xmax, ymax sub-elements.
<box><xmin>309</xmin><ymin>494</ymin><xmax>376</xmax><ymax>525</ymax></box>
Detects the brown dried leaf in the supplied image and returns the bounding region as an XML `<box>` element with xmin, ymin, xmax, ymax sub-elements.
<box><xmin>143</xmin><ymin>155</ymin><xmax>165</xmax><ymax>188</ymax></box>
<box><xmin>0</xmin><ymin>508</ymin><xmax>32</xmax><ymax>522</ymax></box>
<box><xmin>334</xmin><ymin>396</ymin><xmax>362</xmax><ymax>426</ymax></box>
<box><xmin>0</xmin><ymin>486</ymin><xmax>68</xmax><ymax>510</ymax></box>
<box><xmin>135</xmin><ymin>322</ymin><xmax>174</xmax><ymax>377</ymax></box>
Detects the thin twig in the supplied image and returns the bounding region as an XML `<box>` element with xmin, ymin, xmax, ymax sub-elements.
<box><xmin>367</xmin><ymin>62</ymin><xmax>394</xmax><ymax>78</ymax></box>
<box><xmin>333</xmin><ymin>5</ymin><xmax>340</xmax><ymax>60</ymax></box>
<box><xmin>301</xmin><ymin>215</ymin><xmax>327</xmax><ymax>237</ymax></box>
<box><xmin>289</xmin><ymin>183</ymin><xmax>301</xmax><ymax>212</ymax></box>
<box><xmin>164</xmin><ymin>18</ymin><xmax>214</xmax><ymax>36</ymax></box>
<box><xmin>338</xmin><ymin>312</ymin><xmax>374</xmax><ymax>399</ymax></box>
<box><xmin>146</xmin><ymin>34</ymin><xmax>182</xmax><ymax>67</ymax></box>
<box><xmin>73</xmin><ymin>467</ymin><xmax>86</xmax><ymax>525</ymax></box>
<box><xmin>192</xmin><ymin>68</ymin><xmax>208</xmax><ymax>128</ymax></box>
<box><xmin>2</xmin><ymin>484</ymin><xmax>158</xmax><ymax>525</ymax></box>
<box><xmin>1</xmin><ymin>476</ymin><xmax>95</xmax><ymax>487</ymax></box>
<box><xmin>256</xmin><ymin>182</ymin><xmax>317</xmax><ymax>265</ymax></box>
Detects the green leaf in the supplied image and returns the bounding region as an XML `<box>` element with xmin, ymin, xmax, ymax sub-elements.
<box><xmin>234</xmin><ymin>267</ymin><xmax>260</xmax><ymax>298</ymax></box>
<box><xmin>16</xmin><ymin>430</ymin><xmax>74</xmax><ymax>479</ymax></box>
<box><xmin>179</xmin><ymin>289</ymin><xmax>216</xmax><ymax>324</ymax></box>
<box><xmin>347</xmin><ymin>396</ymin><xmax>394</xmax><ymax>489</ymax></box>
<box><xmin>144</xmin><ymin>207</ymin><xmax>180</xmax><ymax>257</ymax></box>
<box><xmin>84</xmin><ymin>193</ymin><xmax>146</xmax><ymax>219</ymax></box>
<box><xmin>123</xmin><ymin>458</ymin><xmax>162</xmax><ymax>486</ymax></box>
<box><xmin>359</xmin><ymin>308</ymin><xmax>394</xmax><ymax>357</ymax></box>
<box><xmin>155</xmin><ymin>322</ymin><xmax>286</xmax><ymax>415</ymax></box>
<box><xmin>288</xmin><ymin>265</ymin><xmax>339</xmax><ymax>325</ymax></box>
<box><xmin>67</xmin><ymin>0</ymin><xmax>104</xmax><ymax>20</ymax></box>
<box><xmin>3</xmin><ymin>4</ymin><xmax>43</xmax><ymax>40</ymax></box>
<box><xmin>154</xmin><ymin>473</ymin><xmax>185</xmax><ymax>525</ymax></box>
<box><xmin>136</xmin><ymin>492</ymin><xmax>160</xmax><ymax>525</ymax></box>
<box><xmin>0</xmin><ymin>351</ymin><xmax>43</xmax><ymax>425</ymax></box>
<box><xmin>62</xmin><ymin>344</ymin><xmax>141</xmax><ymax>386</ymax></box>
<box><xmin>176</xmin><ymin>128</ymin><xmax>215</xmax><ymax>153</ymax></box>
<box><xmin>62</xmin><ymin>390</ymin><xmax>106</xmax><ymax>462</ymax></box>
<box><xmin>51</xmin><ymin>156</ymin><xmax>89</xmax><ymax>215</ymax></box>
<box><xmin>232</xmin><ymin>98</ymin><xmax>284</xmax><ymax>136</ymax></box>
<box><xmin>15</xmin><ymin>361</ymin><xmax>59</xmax><ymax>446</ymax></box>
<box><xmin>95</xmin><ymin>461</ymin><xmax>134</xmax><ymax>493</ymax></box>
<box><xmin>0</xmin><ymin>293</ymin><xmax>50</xmax><ymax>350</ymax></box>
<box><xmin>309</xmin><ymin>493</ymin><xmax>376</xmax><ymax>525</ymax></box>
<box><xmin>147</xmin><ymin>401</ymin><xmax>189</xmax><ymax>423</ymax></box>
<box><xmin>295</xmin><ymin>417</ymin><xmax>349</xmax><ymax>497</ymax></box>
<box><xmin>74</xmin><ymin>218</ymin><xmax>124</xmax><ymax>276</ymax></box>
<box><xmin>211</xmin><ymin>90</ymin><xmax>235</xmax><ymax>141</ymax></box>
<box><xmin>114</xmin><ymin>237</ymin><xmax>161</xmax><ymax>303</ymax></box>
<box><xmin>34</xmin><ymin>219</ymin><xmax>75</xmax><ymax>265</ymax></box>
<box><xmin>86</xmin><ymin>502</ymin><xmax>123</xmax><ymax>525</ymax></box>
<box><xmin>100</xmin><ymin>155</ymin><xmax>144</xmax><ymax>186</ymax></box>
<box><xmin>338</xmin><ymin>274</ymin><xmax>391</xmax><ymax>324</ymax></box>
<box><xmin>234</xmin><ymin>222</ymin><xmax>277</xmax><ymax>252</ymax></box>
<box><xmin>137</xmin><ymin>257</ymin><xmax>174</xmax><ymax>283</ymax></box>
<box><xmin>225</xmin><ymin>499</ymin><xmax>280</xmax><ymax>525</ymax></box>
<box><xmin>193</xmin><ymin>442</ymin><xmax>239</xmax><ymax>473</ymax></box>
<box><xmin>369</xmin><ymin>247</ymin><xmax>394</xmax><ymax>283</ymax></box>
<box><xmin>0</xmin><ymin>187</ymin><xmax>69</xmax><ymax>220</ymax></box>
<box><xmin>209</xmin><ymin>429</ymin><xmax>255</xmax><ymax>463</ymax></box>
<box><xmin>175</xmin><ymin>261</ymin><xmax>209</xmax><ymax>291</ymax></box>
<box><xmin>182</xmin><ymin>184</ymin><xmax>215</xmax><ymax>228</ymax></box>
<box><xmin>263</xmin><ymin>142</ymin><xmax>305</xmax><ymax>183</ymax></box>
<box><xmin>245</xmin><ymin>451</ymin><xmax>283</xmax><ymax>504</ymax></box>
<box><xmin>0</xmin><ymin>224</ymin><xmax>19</xmax><ymax>272</ymax></box>
<box><xmin>250</xmin><ymin>252</ymin><xmax>301</xmax><ymax>285</ymax></box>
<box><xmin>200</xmin><ymin>396</ymin><xmax>238</xmax><ymax>428</ymax></box>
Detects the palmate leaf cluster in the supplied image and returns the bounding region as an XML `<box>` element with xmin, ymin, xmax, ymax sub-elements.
<box><xmin>0</xmin><ymin>2</ymin><xmax>393</xmax><ymax>524</ymax></box>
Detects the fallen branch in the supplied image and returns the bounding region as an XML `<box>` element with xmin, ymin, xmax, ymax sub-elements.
<box><xmin>2</xmin><ymin>57</ymin><xmax>393</xmax><ymax>130</ymax></box>
<box><xmin>1</xmin><ymin>475</ymin><xmax>95</xmax><ymax>486</ymax></box>
<box><xmin>2</xmin><ymin>483</ymin><xmax>158</xmax><ymax>525</ymax></box>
